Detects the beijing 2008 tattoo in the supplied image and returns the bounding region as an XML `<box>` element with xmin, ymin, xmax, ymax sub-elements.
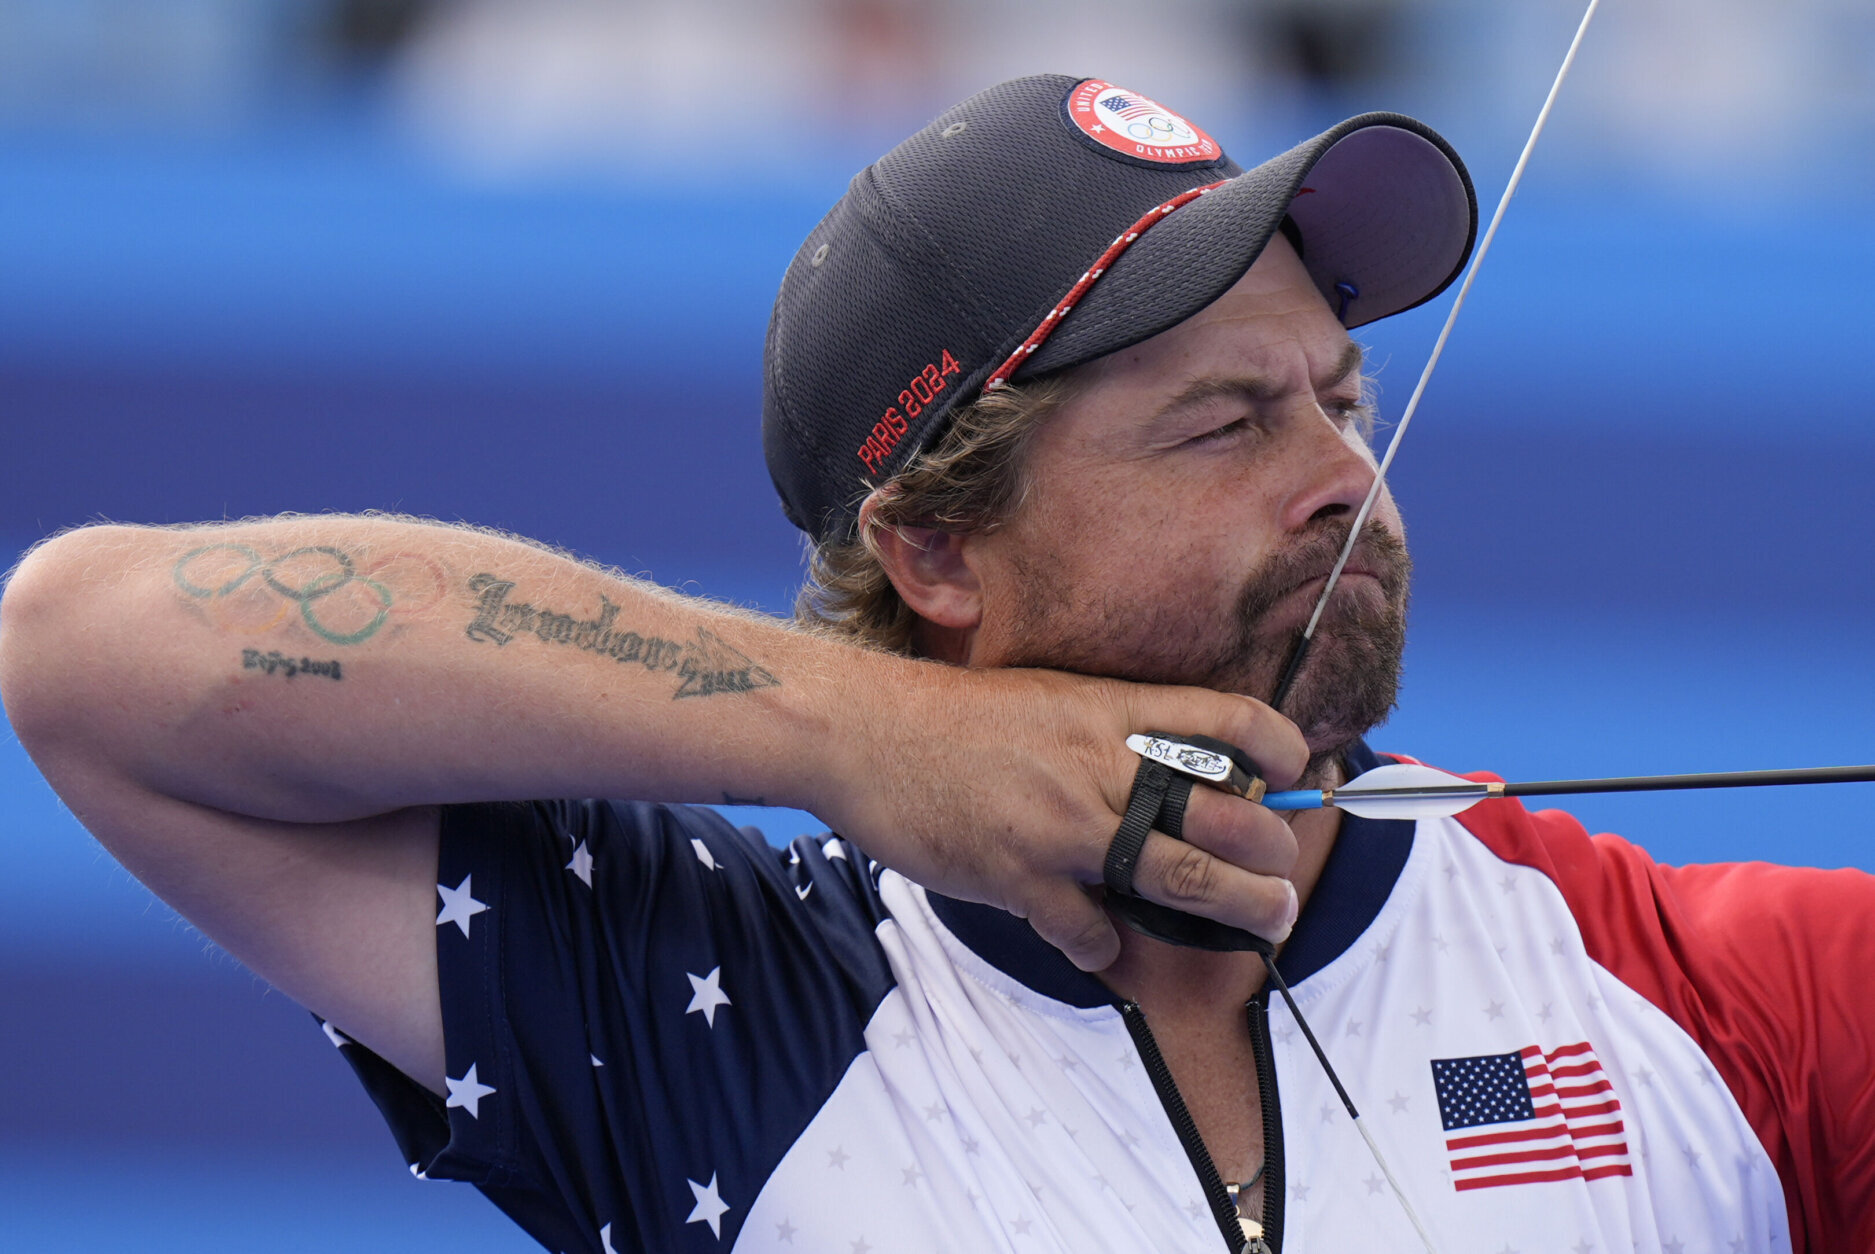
<box><xmin>173</xmin><ymin>543</ymin><xmax>446</xmax><ymax>645</ymax></box>
<box><xmin>464</xmin><ymin>573</ymin><xmax>781</xmax><ymax>699</ymax></box>
<box><xmin>242</xmin><ymin>650</ymin><xmax>343</xmax><ymax>681</ymax></box>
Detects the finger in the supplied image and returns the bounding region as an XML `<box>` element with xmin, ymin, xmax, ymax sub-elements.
<box><xmin>1130</xmin><ymin>830</ymin><xmax>1299</xmax><ymax>941</ymax></box>
<box><xmin>1024</xmin><ymin>882</ymin><xmax>1121</xmax><ymax>972</ymax></box>
<box><xmin>1178</xmin><ymin>786</ymin><xmax>1298</xmax><ymax>880</ymax></box>
<box><xmin>1121</xmin><ymin>686</ymin><xmax>1308</xmax><ymax>789</ymax></box>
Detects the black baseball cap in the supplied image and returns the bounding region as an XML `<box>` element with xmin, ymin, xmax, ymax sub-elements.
<box><xmin>763</xmin><ymin>73</ymin><xmax>1478</xmax><ymax>544</ymax></box>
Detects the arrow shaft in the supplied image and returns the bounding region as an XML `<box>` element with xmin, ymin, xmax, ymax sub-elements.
<box><xmin>1269</xmin><ymin>764</ymin><xmax>1875</xmax><ymax>814</ymax></box>
<box><xmin>1503</xmin><ymin>764</ymin><xmax>1875</xmax><ymax>798</ymax></box>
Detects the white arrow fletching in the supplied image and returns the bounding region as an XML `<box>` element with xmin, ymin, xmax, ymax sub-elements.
<box><xmin>1329</xmin><ymin>763</ymin><xmax>1493</xmax><ymax>821</ymax></box>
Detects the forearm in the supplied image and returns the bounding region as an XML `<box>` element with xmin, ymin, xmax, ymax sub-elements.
<box><xmin>1</xmin><ymin>516</ymin><xmax>886</xmax><ymax>823</ymax></box>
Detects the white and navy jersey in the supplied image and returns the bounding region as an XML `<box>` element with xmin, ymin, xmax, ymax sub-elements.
<box><xmin>331</xmin><ymin>743</ymin><xmax>1875</xmax><ymax>1253</ymax></box>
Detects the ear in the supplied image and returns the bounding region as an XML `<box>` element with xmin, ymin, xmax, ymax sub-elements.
<box><xmin>861</xmin><ymin>496</ymin><xmax>983</xmax><ymax>635</ymax></box>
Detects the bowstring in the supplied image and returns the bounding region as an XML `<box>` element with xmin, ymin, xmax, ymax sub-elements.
<box><xmin>1279</xmin><ymin>0</ymin><xmax>1607</xmax><ymax>700</ymax></box>
<box><xmin>1261</xmin><ymin>4</ymin><xmax>1604</xmax><ymax>1250</ymax></box>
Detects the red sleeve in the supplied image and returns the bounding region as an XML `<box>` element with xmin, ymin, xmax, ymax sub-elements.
<box><xmin>1453</xmin><ymin>787</ymin><xmax>1875</xmax><ymax>1254</ymax></box>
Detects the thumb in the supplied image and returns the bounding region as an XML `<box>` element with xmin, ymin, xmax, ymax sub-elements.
<box><xmin>1022</xmin><ymin>882</ymin><xmax>1121</xmax><ymax>973</ymax></box>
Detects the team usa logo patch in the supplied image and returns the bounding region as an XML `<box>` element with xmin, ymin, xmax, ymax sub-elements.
<box><xmin>1066</xmin><ymin>79</ymin><xmax>1220</xmax><ymax>165</ymax></box>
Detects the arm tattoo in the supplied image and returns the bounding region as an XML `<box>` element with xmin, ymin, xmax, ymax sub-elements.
<box><xmin>464</xmin><ymin>573</ymin><xmax>781</xmax><ymax>699</ymax></box>
<box><xmin>174</xmin><ymin>543</ymin><xmax>398</xmax><ymax>645</ymax></box>
<box><xmin>242</xmin><ymin>649</ymin><xmax>343</xmax><ymax>681</ymax></box>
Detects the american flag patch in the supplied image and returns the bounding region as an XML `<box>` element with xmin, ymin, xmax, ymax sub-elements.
<box><xmin>1431</xmin><ymin>1042</ymin><xmax>1633</xmax><ymax>1191</ymax></box>
<box><xmin>1099</xmin><ymin>95</ymin><xmax>1161</xmax><ymax>122</ymax></box>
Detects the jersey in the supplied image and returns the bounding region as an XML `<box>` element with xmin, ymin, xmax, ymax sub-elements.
<box><xmin>326</xmin><ymin>742</ymin><xmax>1875</xmax><ymax>1253</ymax></box>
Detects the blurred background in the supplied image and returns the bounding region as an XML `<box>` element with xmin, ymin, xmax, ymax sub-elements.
<box><xmin>3</xmin><ymin>1</ymin><xmax>1873</xmax><ymax>1249</ymax></box>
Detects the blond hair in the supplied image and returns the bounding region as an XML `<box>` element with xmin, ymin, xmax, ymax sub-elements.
<box><xmin>793</xmin><ymin>378</ymin><xmax>1078</xmax><ymax>654</ymax></box>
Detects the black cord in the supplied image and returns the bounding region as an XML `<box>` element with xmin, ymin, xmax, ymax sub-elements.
<box><xmin>1259</xmin><ymin>949</ymin><xmax>1361</xmax><ymax>1120</ymax></box>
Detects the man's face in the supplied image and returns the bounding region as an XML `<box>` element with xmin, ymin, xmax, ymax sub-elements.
<box><xmin>965</xmin><ymin>237</ymin><xmax>1410</xmax><ymax>766</ymax></box>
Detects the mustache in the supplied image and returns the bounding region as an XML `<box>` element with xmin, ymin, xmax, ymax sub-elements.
<box><xmin>1234</xmin><ymin>519</ymin><xmax>1411</xmax><ymax>631</ymax></box>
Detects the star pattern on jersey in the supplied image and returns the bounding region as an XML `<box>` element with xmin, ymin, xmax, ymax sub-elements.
<box><xmin>686</xmin><ymin>966</ymin><xmax>732</xmax><ymax>1027</ymax></box>
<box><xmin>600</xmin><ymin>1221</ymin><xmax>620</xmax><ymax>1254</ymax></box>
<box><xmin>1662</xmin><ymin>1239</ymin><xmax>1685</xmax><ymax>1254</ymax></box>
<box><xmin>435</xmin><ymin>875</ymin><xmax>488</xmax><ymax>938</ymax></box>
<box><xmin>566</xmin><ymin>841</ymin><xmax>594</xmax><ymax>887</ymax></box>
<box><xmin>1572</xmin><ymin>1241</ymin><xmax>1594</xmax><ymax>1254</ymax></box>
<box><xmin>372</xmin><ymin>798</ymin><xmax>1801</xmax><ymax>1254</ymax></box>
<box><xmin>686</xmin><ymin>1173</ymin><xmax>730</xmax><ymax>1238</ymax></box>
<box><xmin>445</xmin><ymin>1063</ymin><xmax>496</xmax><ymax>1118</ymax></box>
<box><xmin>320</xmin><ymin>1019</ymin><xmax>352</xmax><ymax>1048</ymax></box>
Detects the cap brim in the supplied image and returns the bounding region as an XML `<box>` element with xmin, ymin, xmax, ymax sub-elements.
<box><xmin>1021</xmin><ymin>112</ymin><xmax>1477</xmax><ymax>377</ymax></box>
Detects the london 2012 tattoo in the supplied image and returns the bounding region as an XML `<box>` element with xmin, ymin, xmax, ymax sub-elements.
<box><xmin>242</xmin><ymin>650</ymin><xmax>343</xmax><ymax>680</ymax></box>
<box><xmin>464</xmin><ymin>573</ymin><xmax>780</xmax><ymax>699</ymax></box>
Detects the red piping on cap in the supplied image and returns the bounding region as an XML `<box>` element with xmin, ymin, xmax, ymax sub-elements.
<box><xmin>982</xmin><ymin>180</ymin><xmax>1228</xmax><ymax>392</ymax></box>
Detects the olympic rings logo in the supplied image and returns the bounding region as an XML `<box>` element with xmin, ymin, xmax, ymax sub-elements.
<box><xmin>1127</xmin><ymin>115</ymin><xmax>1194</xmax><ymax>143</ymax></box>
<box><xmin>173</xmin><ymin>543</ymin><xmax>443</xmax><ymax>646</ymax></box>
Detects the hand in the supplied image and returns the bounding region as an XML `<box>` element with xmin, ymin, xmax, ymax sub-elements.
<box><xmin>816</xmin><ymin>661</ymin><xmax>1308</xmax><ymax>971</ymax></box>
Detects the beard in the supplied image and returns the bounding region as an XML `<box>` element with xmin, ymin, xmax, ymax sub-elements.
<box><xmin>998</xmin><ymin>519</ymin><xmax>1410</xmax><ymax>778</ymax></box>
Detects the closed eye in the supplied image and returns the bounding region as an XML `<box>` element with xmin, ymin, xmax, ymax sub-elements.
<box><xmin>1185</xmin><ymin>416</ymin><xmax>1252</xmax><ymax>445</ymax></box>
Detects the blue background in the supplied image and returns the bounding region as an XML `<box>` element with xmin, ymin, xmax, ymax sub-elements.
<box><xmin>4</xmin><ymin>12</ymin><xmax>1875</xmax><ymax>1249</ymax></box>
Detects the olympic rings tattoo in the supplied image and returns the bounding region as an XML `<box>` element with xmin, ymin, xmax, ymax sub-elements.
<box><xmin>173</xmin><ymin>543</ymin><xmax>394</xmax><ymax>646</ymax></box>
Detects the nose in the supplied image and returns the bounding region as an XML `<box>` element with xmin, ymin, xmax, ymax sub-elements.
<box><xmin>1276</xmin><ymin>406</ymin><xmax>1381</xmax><ymax>534</ymax></box>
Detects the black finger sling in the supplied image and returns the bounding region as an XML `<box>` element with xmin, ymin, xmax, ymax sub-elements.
<box><xmin>1102</xmin><ymin>734</ymin><xmax>1274</xmax><ymax>954</ymax></box>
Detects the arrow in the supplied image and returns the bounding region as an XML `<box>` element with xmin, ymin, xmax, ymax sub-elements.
<box><xmin>1264</xmin><ymin>761</ymin><xmax>1875</xmax><ymax>821</ymax></box>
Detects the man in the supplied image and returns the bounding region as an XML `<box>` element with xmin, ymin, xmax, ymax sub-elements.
<box><xmin>0</xmin><ymin>74</ymin><xmax>1869</xmax><ymax>1254</ymax></box>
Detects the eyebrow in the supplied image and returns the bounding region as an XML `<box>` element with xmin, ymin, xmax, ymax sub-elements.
<box><xmin>1147</xmin><ymin>340</ymin><xmax>1369</xmax><ymax>430</ymax></box>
